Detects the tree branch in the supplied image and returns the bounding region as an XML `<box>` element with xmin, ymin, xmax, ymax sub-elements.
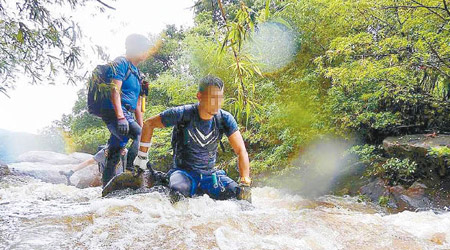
<box><xmin>444</xmin><ymin>0</ymin><xmax>450</xmax><ymax>17</ymax></box>
<box><xmin>410</xmin><ymin>0</ymin><xmax>447</xmax><ymax>21</ymax></box>
<box><xmin>96</xmin><ymin>0</ymin><xmax>116</xmax><ymax>10</ymax></box>
<box><xmin>426</xmin><ymin>40</ymin><xmax>450</xmax><ymax>69</ymax></box>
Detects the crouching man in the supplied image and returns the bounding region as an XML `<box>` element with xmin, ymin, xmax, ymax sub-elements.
<box><xmin>133</xmin><ymin>75</ymin><xmax>252</xmax><ymax>201</ymax></box>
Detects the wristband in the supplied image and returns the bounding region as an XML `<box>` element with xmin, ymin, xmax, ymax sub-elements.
<box><xmin>139</xmin><ymin>142</ymin><xmax>152</xmax><ymax>148</ymax></box>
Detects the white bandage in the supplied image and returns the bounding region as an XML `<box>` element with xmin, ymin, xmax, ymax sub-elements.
<box><xmin>134</xmin><ymin>151</ymin><xmax>149</xmax><ymax>170</ymax></box>
<box><xmin>137</xmin><ymin>151</ymin><xmax>148</xmax><ymax>158</ymax></box>
<box><xmin>139</xmin><ymin>142</ymin><xmax>152</xmax><ymax>148</ymax></box>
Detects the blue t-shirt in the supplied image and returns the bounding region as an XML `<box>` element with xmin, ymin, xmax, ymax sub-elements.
<box><xmin>160</xmin><ymin>104</ymin><xmax>239</xmax><ymax>170</ymax></box>
<box><xmin>102</xmin><ymin>57</ymin><xmax>141</xmax><ymax>110</ymax></box>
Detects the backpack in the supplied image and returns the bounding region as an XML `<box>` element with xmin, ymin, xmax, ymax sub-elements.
<box><xmin>171</xmin><ymin>104</ymin><xmax>226</xmax><ymax>162</ymax></box>
<box><xmin>87</xmin><ymin>57</ymin><xmax>138</xmax><ymax>117</ymax></box>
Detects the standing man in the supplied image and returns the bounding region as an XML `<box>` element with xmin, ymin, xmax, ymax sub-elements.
<box><xmin>101</xmin><ymin>34</ymin><xmax>152</xmax><ymax>187</ymax></box>
<box><xmin>133</xmin><ymin>75</ymin><xmax>252</xmax><ymax>201</ymax></box>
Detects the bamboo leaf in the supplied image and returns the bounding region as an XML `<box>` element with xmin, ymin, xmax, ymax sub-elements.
<box><xmin>265</xmin><ymin>0</ymin><xmax>270</xmax><ymax>20</ymax></box>
<box><xmin>17</xmin><ymin>29</ymin><xmax>24</xmax><ymax>43</ymax></box>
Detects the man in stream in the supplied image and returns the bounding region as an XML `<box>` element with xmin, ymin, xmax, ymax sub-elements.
<box><xmin>133</xmin><ymin>75</ymin><xmax>252</xmax><ymax>202</ymax></box>
<box><xmin>99</xmin><ymin>34</ymin><xmax>151</xmax><ymax>187</ymax></box>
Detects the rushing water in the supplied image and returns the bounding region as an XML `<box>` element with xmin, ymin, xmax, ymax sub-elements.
<box><xmin>1</xmin><ymin>154</ymin><xmax>450</xmax><ymax>249</ymax></box>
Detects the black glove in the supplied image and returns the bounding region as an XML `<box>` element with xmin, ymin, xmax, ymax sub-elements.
<box><xmin>141</xmin><ymin>80</ymin><xmax>149</xmax><ymax>96</ymax></box>
<box><xmin>117</xmin><ymin>118</ymin><xmax>129</xmax><ymax>135</ymax></box>
<box><xmin>236</xmin><ymin>183</ymin><xmax>252</xmax><ymax>203</ymax></box>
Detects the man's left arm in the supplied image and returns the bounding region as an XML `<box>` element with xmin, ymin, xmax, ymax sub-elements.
<box><xmin>228</xmin><ymin>131</ymin><xmax>250</xmax><ymax>184</ymax></box>
<box><xmin>135</xmin><ymin>96</ymin><xmax>143</xmax><ymax>127</ymax></box>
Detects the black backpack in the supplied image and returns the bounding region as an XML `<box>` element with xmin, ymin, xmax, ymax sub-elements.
<box><xmin>171</xmin><ymin>104</ymin><xmax>226</xmax><ymax>160</ymax></box>
<box><xmin>87</xmin><ymin>57</ymin><xmax>139</xmax><ymax>117</ymax></box>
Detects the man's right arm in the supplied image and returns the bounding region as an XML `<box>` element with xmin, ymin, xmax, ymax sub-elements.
<box><xmin>133</xmin><ymin>106</ymin><xmax>185</xmax><ymax>170</ymax></box>
<box><xmin>111</xmin><ymin>79</ymin><xmax>125</xmax><ymax>119</ymax></box>
<box><xmin>139</xmin><ymin>105</ymin><xmax>186</xmax><ymax>152</ymax></box>
<box><xmin>133</xmin><ymin>114</ymin><xmax>165</xmax><ymax>170</ymax></box>
<box><xmin>138</xmin><ymin>114</ymin><xmax>165</xmax><ymax>153</ymax></box>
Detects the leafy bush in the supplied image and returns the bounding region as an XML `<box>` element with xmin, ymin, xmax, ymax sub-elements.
<box><xmin>72</xmin><ymin>127</ymin><xmax>110</xmax><ymax>154</ymax></box>
<box><xmin>349</xmin><ymin>144</ymin><xmax>417</xmax><ymax>185</ymax></box>
<box><xmin>428</xmin><ymin>146</ymin><xmax>450</xmax><ymax>158</ymax></box>
<box><xmin>373</xmin><ymin>158</ymin><xmax>417</xmax><ymax>185</ymax></box>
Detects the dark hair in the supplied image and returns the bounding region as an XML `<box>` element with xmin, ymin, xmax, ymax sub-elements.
<box><xmin>198</xmin><ymin>75</ymin><xmax>224</xmax><ymax>92</ymax></box>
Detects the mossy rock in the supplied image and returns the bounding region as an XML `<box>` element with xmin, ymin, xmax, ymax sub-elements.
<box><xmin>383</xmin><ymin>134</ymin><xmax>450</xmax><ymax>178</ymax></box>
<box><xmin>0</xmin><ymin>162</ymin><xmax>10</xmax><ymax>177</ymax></box>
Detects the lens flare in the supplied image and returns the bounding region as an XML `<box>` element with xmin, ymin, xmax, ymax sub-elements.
<box><xmin>244</xmin><ymin>21</ymin><xmax>298</xmax><ymax>73</ymax></box>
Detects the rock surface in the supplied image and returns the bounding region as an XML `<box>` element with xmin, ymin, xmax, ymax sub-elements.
<box><xmin>360</xmin><ymin>178</ymin><xmax>433</xmax><ymax>211</ymax></box>
<box><xmin>383</xmin><ymin>134</ymin><xmax>450</xmax><ymax>177</ymax></box>
<box><xmin>0</xmin><ymin>161</ymin><xmax>10</xmax><ymax>177</ymax></box>
<box><xmin>16</xmin><ymin>151</ymin><xmax>92</xmax><ymax>165</ymax></box>
<box><xmin>383</xmin><ymin>133</ymin><xmax>449</xmax><ymax>151</ymax></box>
<box><xmin>10</xmin><ymin>151</ymin><xmax>101</xmax><ymax>188</ymax></box>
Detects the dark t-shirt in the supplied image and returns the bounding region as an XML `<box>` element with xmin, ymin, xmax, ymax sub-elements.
<box><xmin>160</xmin><ymin>104</ymin><xmax>239</xmax><ymax>169</ymax></box>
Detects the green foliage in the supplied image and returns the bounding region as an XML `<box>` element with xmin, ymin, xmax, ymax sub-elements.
<box><xmin>308</xmin><ymin>0</ymin><xmax>450</xmax><ymax>140</ymax></box>
<box><xmin>378</xmin><ymin>195</ymin><xmax>390</xmax><ymax>207</ymax></box>
<box><xmin>348</xmin><ymin>144</ymin><xmax>382</xmax><ymax>165</ymax></box>
<box><xmin>428</xmin><ymin>146</ymin><xmax>450</xmax><ymax>157</ymax></box>
<box><xmin>139</xmin><ymin>25</ymin><xmax>185</xmax><ymax>79</ymax></box>
<box><xmin>349</xmin><ymin>144</ymin><xmax>419</xmax><ymax>185</ymax></box>
<box><xmin>0</xmin><ymin>0</ymin><xmax>110</xmax><ymax>95</ymax></box>
<box><xmin>374</xmin><ymin>157</ymin><xmax>417</xmax><ymax>185</ymax></box>
<box><xmin>72</xmin><ymin>127</ymin><xmax>110</xmax><ymax>153</ymax></box>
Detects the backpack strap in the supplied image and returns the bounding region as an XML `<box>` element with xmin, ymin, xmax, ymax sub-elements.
<box><xmin>172</xmin><ymin>104</ymin><xmax>196</xmax><ymax>151</ymax></box>
<box><xmin>121</xmin><ymin>57</ymin><xmax>142</xmax><ymax>82</ymax></box>
<box><xmin>214</xmin><ymin>110</ymin><xmax>226</xmax><ymax>153</ymax></box>
<box><xmin>179</xmin><ymin>104</ymin><xmax>195</xmax><ymax>145</ymax></box>
<box><xmin>123</xmin><ymin>62</ymin><xmax>132</xmax><ymax>82</ymax></box>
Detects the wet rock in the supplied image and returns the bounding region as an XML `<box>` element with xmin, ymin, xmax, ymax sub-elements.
<box><xmin>405</xmin><ymin>182</ymin><xmax>427</xmax><ymax>197</ymax></box>
<box><xmin>383</xmin><ymin>134</ymin><xmax>450</xmax><ymax>157</ymax></box>
<box><xmin>0</xmin><ymin>161</ymin><xmax>10</xmax><ymax>177</ymax></box>
<box><xmin>68</xmin><ymin>152</ymin><xmax>93</xmax><ymax>163</ymax></box>
<box><xmin>8</xmin><ymin>161</ymin><xmax>70</xmax><ymax>184</ymax></box>
<box><xmin>395</xmin><ymin>194</ymin><xmax>431</xmax><ymax>211</ymax></box>
<box><xmin>10</xmin><ymin>151</ymin><xmax>101</xmax><ymax>187</ymax></box>
<box><xmin>382</xmin><ymin>134</ymin><xmax>450</xmax><ymax>209</ymax></box>
<box><xmin>16</xmin><ymin>151</ymin><xmax>83</xmax><ymax>165</ymax></box>
<box><xmin>390</xmin><ymin>182</ymin><xmax>431</xmax><ymax>211</ymax></box>
<box><xmin>71</xmin><ymin>164</ymin><xmax>101</xmax><ymax>188</ymax></box>
<box><xmin>360</xmin><ymin>179</ymin><xmax>432</xmax><ymax>211</ymax></box>
<box><xmin>360</xmin><ymin>178</ymin><xmax>390</xmax><ymax>202</ymax></box>
<box><xmin>359</xmin><ymin>178</ymin><xmax>398</xmax><ymax>208</ymax></box>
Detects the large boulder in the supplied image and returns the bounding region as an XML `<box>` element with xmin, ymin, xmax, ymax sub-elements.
<box><xmin>71</xmin><ymin>164</ymin><xmax>102</xmax><ymax>188</ymax></box>
<box><xmin>360</xmin><ymin>178</ymin><xmax>432</xmax><ymax>211</ymax></box>
<box><xmin>9</xmin><ymin>161</ymin><xmax>75</xmax><ymax>184</ymax></box>
<box><xmin>383</xmin><ymin>134</ymin><xmax>450</xmax><ymax>158</ymax></box>
<box><xmin>16</xmin><ymin>151</ymin><xmax>91</xmax><ymax>165</ymax></box>
<box><xmin>360</xmin><ymin>178</ymin><xmax>390</xmax><ymax>202</ymax></box>
<box><xmin>10</xmin><ymin>151</ymin><xmax>101</xmax><ymax>188</ymax></box>
<box><xmin>0</xmin><ymin>161</ymin><xmax>10</xmax><ymax>177</ymax></box>
<box><xmin>383</xmin><ymin>134</ymin><xmax>450</xmax><ymax>177</ymax></box>
<box><xmin>389</xmin><ymin>182</ymin><xmax>432</xmax><ymax>211</ymax></box>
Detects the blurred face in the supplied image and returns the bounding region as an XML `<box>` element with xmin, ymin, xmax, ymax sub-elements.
<box><xmin>197</xmin><ymin>85</ymin><xmax>224</xmax><ymax>117</ymax></box>
<box><xmin>128</xmin><ymin>50</ymin><xmax>150</xmax><ymax>65</ymax></box>
<box><xmin>135</xmin><ymin>52</ymin><xmax>149</xmax><ymax>64</ymax></box>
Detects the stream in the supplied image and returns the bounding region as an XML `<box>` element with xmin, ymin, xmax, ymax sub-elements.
<box><xmin>1</xmin><ymin>152</ymin><xmax>450</xmax><ymax>249</ymax></box>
